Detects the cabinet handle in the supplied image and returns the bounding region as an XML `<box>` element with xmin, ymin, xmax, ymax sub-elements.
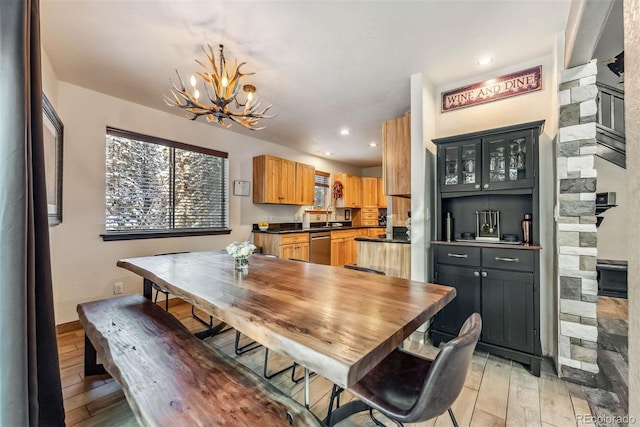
<box><xmin>481</xmin><ymin>271</ymin><xmax>488</xmax><ymax>277</ymax></box>
<box><xmin>474</xmin><ymin>184</ymin><xmax>480</xmax><ymax>189</ymax></box>
<box><xmin>483</xmin><ymin>184</ymin><xmax>489</xmax><ymax>189</ymax></box>
<box><xmin>447</xmin><ymin>253</ymin><xmax>468</xmax><ymax>258</ymax></box>
<box><xmin>495</xmin><ymin>256</ymin><xmax>519</xmax><ymax>263</ymax></box>
<box><xmin>473</xmin><ymin>271</ymin><xmax>480</xmax><ymax>277</ymax></box>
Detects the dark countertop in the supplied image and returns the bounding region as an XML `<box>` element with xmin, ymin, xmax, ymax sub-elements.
<box><xmin>355</xmin><ymin>237</ymin><xmax>411</xmax><ymax>245</ymax></box>
<box><xmin>431</xmin><ymin>240</ymin><xmax>542</xmax><ymax>251</ymax></box>
<box><xmin>253</xmin><ymin>224</ymin><xmax>385</xmax><ymax>234</ymax></box>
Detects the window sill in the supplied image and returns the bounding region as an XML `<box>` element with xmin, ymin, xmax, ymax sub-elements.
<box><xmin>101</xmin><ymin>228</ymin><xmax>232</xmax><ymax>241</ymax></box>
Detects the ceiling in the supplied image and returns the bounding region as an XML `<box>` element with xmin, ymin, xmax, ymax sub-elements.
<box><xmin>40</xmin><ymin>0</ymin><xmax>571</xmax><ymax>168</ymax></box>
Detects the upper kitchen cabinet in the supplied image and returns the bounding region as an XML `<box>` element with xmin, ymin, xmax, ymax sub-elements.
<box><xmin>434</xmin><ymin>121</ymin><xmax>543</xmax><ymax>194</ymax></box>
<box><xmin>377</xmin><ymin>177</ymin><xmax>387</xmax><ymax>208</ymax></box>
<box><xmin>382</xmin><ymin>112</ymin><xmax>411</xmax><ymax>197</ymax></box>
<box><xmin>253</xmin><ymin>155</ymin><xmax>296</xmax><ymax>204</ymax></box>
<box><xmin>361</xmin><ymin>177</ymin><xmax>378</xmax><ymax>208</ymax></box>
<box><xmin>295</xmin><ymin>162</ymin><xmax>316</xmax><ymax>205</ymax></box>
<box><xmin>333</xmin><ymin>173</ymin><xmax>362</xmax><ymax>208</ymax></box>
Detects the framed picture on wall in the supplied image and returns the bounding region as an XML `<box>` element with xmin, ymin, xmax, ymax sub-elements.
<box><xmin>345</xmin><ymin>209</ymin><xmax>351</xmax><ymax>220</ymax></box>
<box><xmin>43</xmin><ymin>94</ymin><xmax>64</xmax><ymax>226</ymax></box>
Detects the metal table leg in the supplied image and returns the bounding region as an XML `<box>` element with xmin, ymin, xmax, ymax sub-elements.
<box><xmin>304</xmin><ymin>368</ymin><xmax>310</xmax><ymax>408</ymax></box>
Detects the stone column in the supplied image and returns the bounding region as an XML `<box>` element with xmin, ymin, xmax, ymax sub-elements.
<box><xmin>557</xmin><ymin>59</ymin><xmax>599</xmax><ymax>382</ymax></box>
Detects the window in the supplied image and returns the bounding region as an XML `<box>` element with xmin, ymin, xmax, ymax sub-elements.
<box><xmin>103</xmin><ymin>127</ymin><xmax>229</xmax><ymax>240</ymax></box>
<box><xmin>314</xmin><ymin>171</ymin><xmax>330</xmax><ymax>208</ymax></box>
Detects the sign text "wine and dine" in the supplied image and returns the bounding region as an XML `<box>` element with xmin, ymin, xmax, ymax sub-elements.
<box><xmin>441</xmin><ymin>66</ymin><xmax>542</xmax><ymax>112</ymax></box>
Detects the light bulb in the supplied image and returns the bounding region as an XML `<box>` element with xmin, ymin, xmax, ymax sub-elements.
<box><xmin>222</xmin><ymin>76</ymin><xmax>228</xmax><ymax>88</ymax></box>
<box><xmin>247</xmin><ymin>91</ymin><xmax>253</xmax><ymax>102</ymax></box>
<box><xmin>193</xmin><ymin>89</ymin><xmax>200</xmax><ymax>100</ymax></box>
<box><xmin>190</xmin><ymin>75</ymin><xmax>197</xmax><ymax>88</ymax></box>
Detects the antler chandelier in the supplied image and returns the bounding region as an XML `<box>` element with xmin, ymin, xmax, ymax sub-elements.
<box><xmin>164</xmin><ymin>44</ymin><xmax>273</xmax><ymax>130</ymax></box>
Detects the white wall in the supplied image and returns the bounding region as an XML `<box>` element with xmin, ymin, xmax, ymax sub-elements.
<box><xmin>595</xmin><ymin>157</ymin><xmax>628</xmax><ymax>260</ymax></box>
<box><xmin>430</xmin><ymin>53</ymin><xmax>560</xmax><ymax>356</ymax></box>
<box><xmin>49</xmin><ymin>81</ymin><xmax>362</xmax><ymax>324</ymax></box>
<box><xmin>41</xmin><ymin>49</ymin><xmax>58</xmax><ymax>107</ymax></box>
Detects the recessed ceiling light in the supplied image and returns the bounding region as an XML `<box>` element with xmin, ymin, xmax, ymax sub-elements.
<box><xmin>477</xmin><ymin>56</ymin><xmax>493</xmax><ymax>66</ymax></box>
<box><xmin>369</xmin><ymin>142</ymin><xmax>378</xmax><ymax>147</ymax></box>
<box><xmin>325</xmin><ymin>151</ymin><xmax>332</xmax><ymax>156</ymax></box>
<box><xmin>340</xmin><ymin>129</ymin><xmax>351</xmax><ymax>136</ymax></box>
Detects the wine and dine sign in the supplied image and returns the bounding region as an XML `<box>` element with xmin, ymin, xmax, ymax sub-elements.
<box><xmin>441</xmin><ymin>65</ymin><xmax>542</xmax><ymax>112</ymax></box>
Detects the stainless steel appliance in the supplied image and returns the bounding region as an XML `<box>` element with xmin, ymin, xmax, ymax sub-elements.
<box><xmin>310</xmin><ymin>231</ymin><xmax>331</xmax><ymax>265</ymax></box>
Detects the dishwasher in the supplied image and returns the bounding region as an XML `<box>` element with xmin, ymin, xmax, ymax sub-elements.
<box><xmin>310</xmin><ymin>231</ymin><xmax>331</xmax><ymax>265</ymax></box>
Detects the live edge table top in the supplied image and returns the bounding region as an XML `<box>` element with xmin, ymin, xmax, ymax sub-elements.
<box><xmin>117</xmin><ymin>251</ymin><xmax>456</xmax><ymax>389</ymax></box>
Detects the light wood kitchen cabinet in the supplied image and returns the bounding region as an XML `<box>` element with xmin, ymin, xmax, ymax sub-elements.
<box><xmin>295</xmin><ymin>162</ymin><xmax>315</xmax><ymax>205</ymax></box>
<box><xmin>377</xmin><ymin>177</ymin><xmax>387</xmax><ymax>208</ymax></box>
<box><xmin>391</xmin><ymin>196</ymin><xmax>411</xmax><ymax>226</ymax></box>
<box><xmin>280</xmin><ymin>241</ymin><xmax>310</xmax><ymax>261</ymax></box>
<box><xmin>253</xmin><ymin>232</ymin><xmax>309</xmax><ymax>261</ymax></box>
<box><xmin>253</xmin><ymin>155</ymin><xmax>296</xmax><ymax>204</ymax></box>
<box><xmin>361</xmin><ymin>177</ymin><xmax>378</xmax><ymax>207</ymax></box>
<box><xmin>382</xmin><ymin>112</ymin><xmax>411</xmax><ymax>197</ymax></box>
<box><xmin>333</xmin><ymin>173</ymin><xmax>362</xmax><ymax>208</ymax></box>
<box><xmin>330</xmin><ymin>229</ymin><xmax>356</xmax><ymax>266</ymax></box>
<box><xmin>356</xmin><ymin>228</ymin><xmax>370</xmax><ymax>237</ymax></box>
<box><xmin>361</xmin><ymin>207</ymin><xmax>379</xmax><ymax>226</ymax></box>
<box><xmin>368</xmin><ymin>227</ymin><xmax>386</xmax><ymax>237</ymax></box>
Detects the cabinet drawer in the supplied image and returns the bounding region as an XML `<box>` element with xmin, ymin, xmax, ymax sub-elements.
<box><xmin>362</xmin><ymin>213</ymin><xmax>378</xmax><ymax>220</ymax></box>
<box><xmin>436</xmin><ymin>245</ymin><xmax>481</xmax><ymax>267</ymax></box>
<box><xmin>356</xmin><ymin>228</ymin><xmax>370</xmax><ymax>237</ymax></box>
<box><xmin>280</xmin><ymin>233</ymin><xmax>309</xmax><ymax>245</ymax></box>
<box><xmin>482</xmin><ymin>248</ymin><xmax>534</xmax><ymax>272</ymax></box>
<box><xmin>331</xmin><ymin>230</ymin><xmax>356</xmax><ymax>239</ymax></box>
<box><xmin>362</xmin><ymin>208</ymin><xmax>378</xmax><ymax>214</ymax></box>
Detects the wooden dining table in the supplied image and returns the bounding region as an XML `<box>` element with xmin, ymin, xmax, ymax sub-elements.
<box><xmin>117</xmin><ymin>251</ymin><xmax>456</xmax><ymax>402</ymax></box>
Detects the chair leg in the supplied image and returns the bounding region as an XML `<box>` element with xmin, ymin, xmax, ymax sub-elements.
<box><xmin>291</xmin><ymin>362</ymin><xmax>317</xmax><ymax>383</ymax></box>
<box><xmin>325</xmin><ymin>384</ymin><xmax>343</xmax><ymax>425</ymax></box>
<box><xmin>191</xmin><ymin>305</ymin><xmax>213</xmax><ymax>329</ymax></box>
<box><xmin>369</xmin><ymin>408</ymin><xmax>403</xmax><ymax>427</ymax></box>
<box><xmin>448</xmin><ymin>408</ymin><xmax>458</xmax><ymax>427</ymax></box>
<box><xmin>234</xmin><ymin>330</ymin><xmax>262</xmax><ymax>355</ymax></box>
<box><xmin>263</xmin><ymin>348</ymin><xmax>296</xmax><ymax>379</ymax></box>
<box><xmin>154</xmin><ymin>289</ymin><xmax>168</xmax><ymax>311</ymax></box>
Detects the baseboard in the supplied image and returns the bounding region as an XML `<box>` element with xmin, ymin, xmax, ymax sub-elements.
<box><xmin>56</xmin><ymin>297</ymin><xmax>186</xmax><ymax>334</ymax></box>
<box><xmin>56</xmin><ymin>320</ymin><xmax>82</xmax><ymax>334</ymax></box>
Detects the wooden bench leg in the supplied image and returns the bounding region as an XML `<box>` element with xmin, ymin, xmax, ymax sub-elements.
<box><xmin>84</xmin><ymin>334</ymin><xmax>107</xmax><ymax>376</ymax></box>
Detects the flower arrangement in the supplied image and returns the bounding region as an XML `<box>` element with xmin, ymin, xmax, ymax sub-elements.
<box><xmin>226</xmin><ymin>241</ymin><xmax>257</xmax><ymax>270</ymax></box>
<box><xmin>226</xmin><ymin>241</ymin><xmax>257</xmax><ymax>258</ymax></box>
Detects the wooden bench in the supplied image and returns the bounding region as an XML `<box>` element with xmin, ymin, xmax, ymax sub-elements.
<box><xmin>78</xmin><ymin>294</ymin><xmax>322</xmax><ymax>426</ymax></box>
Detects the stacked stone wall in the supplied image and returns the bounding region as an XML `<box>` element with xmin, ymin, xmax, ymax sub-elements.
<box><xmin>557</xmin><ymin>59</ymin><xmax>599</xmax><ymax>381</ymax></box>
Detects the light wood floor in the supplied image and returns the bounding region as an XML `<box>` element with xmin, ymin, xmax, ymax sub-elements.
<box><xmin>58</xmin><ymin>300</ymin><xmax>597</xmax><ymax>427</ymax></box>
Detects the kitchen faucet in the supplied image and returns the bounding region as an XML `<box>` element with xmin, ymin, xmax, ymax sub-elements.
<box><xmin>325</xmin><ymin>204</ymin><xmax>333</xmax><ymax>227</ymax></box>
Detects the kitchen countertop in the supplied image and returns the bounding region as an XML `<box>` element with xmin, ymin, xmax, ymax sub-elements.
<box><xmin>431</xmin><ymin>240</ymin><xmax>542</xmax><ymax>250</ymax></box>
<box><xmin>355</xmin><ymin>237</ymin><xmax>411</xmax><ymax>244</ymax></box>
<box><xmin>253</xmin><ymin>225</ymin><xmax>385</xmax><ymax>234</ymax></box>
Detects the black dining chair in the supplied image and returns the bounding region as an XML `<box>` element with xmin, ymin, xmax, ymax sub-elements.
<box><xmin>326</xmin><ymin>312</ymin><xmax>482</xmax><ymax>427</ymax></box>
<box><xmin>343</xmin><ymin>264</ymin><xmax>385</xmax><ymax>275</ymax></box>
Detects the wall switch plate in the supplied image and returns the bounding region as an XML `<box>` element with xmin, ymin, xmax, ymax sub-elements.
<box><xmin>114</xmin><ymin>282</ymin><xmax>123</xmax><ymax>295</ymax></box>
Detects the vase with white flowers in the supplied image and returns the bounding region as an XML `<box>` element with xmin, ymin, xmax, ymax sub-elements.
<box><xmin>226</xmin><ymin>241</ymin><xmax>257</xmax><ymax>271</ymax></box>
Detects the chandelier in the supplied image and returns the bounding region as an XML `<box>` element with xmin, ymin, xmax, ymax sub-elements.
<box><xmin>164</xmin><ymin>44</ymin><xmax>273</xmax><ymax>130</ymax></box>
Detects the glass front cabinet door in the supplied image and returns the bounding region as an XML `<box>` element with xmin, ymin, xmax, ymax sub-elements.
<box><xmin>481</xmin><ymin>130</ymin><xmax>535</xmax><ymax>191</ymax></box>
<box><xmin>439</xmin><ymin>139</ymin><xmax>482</xmax><ymax>192</ymax></box>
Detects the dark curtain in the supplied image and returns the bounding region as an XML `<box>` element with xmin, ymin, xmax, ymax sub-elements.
<box><xmin>0</xmin><ymin>0</ymin><xmax>65</xmax><ymax>425</ymax></box>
